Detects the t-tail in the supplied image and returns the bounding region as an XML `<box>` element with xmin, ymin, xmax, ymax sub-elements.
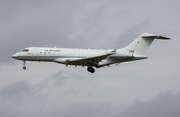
<box><xmin>122</xmin><ymin>33</ymin><xmax>170</xmax><ymax>55</ymax></box>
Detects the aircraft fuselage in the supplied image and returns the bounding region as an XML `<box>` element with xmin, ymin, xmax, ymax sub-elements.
<box><xmin>12</xmin><ymin>33</ymin><xmax>170</xmax><ymax>73</ymax></box>
<box><xmin>12</xmin><ymin>47</ymin><xmax>147</xmax><ymax>72</ymax></box>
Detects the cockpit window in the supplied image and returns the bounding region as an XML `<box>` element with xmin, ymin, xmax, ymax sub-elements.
<box><xmin>22</xmin><ymin>49</ymin><xmax>29</xmax><ymax>52</ymax></box>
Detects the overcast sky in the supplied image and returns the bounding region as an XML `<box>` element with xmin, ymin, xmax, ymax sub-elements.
<box><xmin>0</xmin><ymin>0</ymin><xmax>180</xmax><ymax>117</ymax></box>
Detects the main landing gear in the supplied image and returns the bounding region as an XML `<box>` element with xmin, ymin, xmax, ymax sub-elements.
<box><xmin>87</xmin><ymin>67</ymin><xmax>95</xmax><ymax>73</ymax></box>
<box><xmin>22</xmin><ymin>60</ymin><xmax>26</xmax><ymax>70</ymax></box>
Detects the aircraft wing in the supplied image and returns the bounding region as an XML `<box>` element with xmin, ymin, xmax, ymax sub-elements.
<box><xmin>64</xmin><ymin>46</ymin><xmax>119</xmax><ymax>66</ymax></box>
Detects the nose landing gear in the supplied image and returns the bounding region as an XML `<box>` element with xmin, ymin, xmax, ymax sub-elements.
<box><xmin>87</xmin><ymin>67</ymin><xmax>95</xmax><ymax>73</ymax></box>
<box><xmin>22</xmin><ymin>60</ymin><xmax>26</xmax><ymax>70</ymax></box>
<box><xmin>23</xmin><ymin>66</ymin><xmax>26</xmax><ymax>70</ymax></box>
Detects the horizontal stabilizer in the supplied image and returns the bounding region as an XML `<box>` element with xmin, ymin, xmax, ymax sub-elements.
<box><xmin>141</xmin><ymin>34</ymin><xmax>170</xmax><ymax>40</ymax></box>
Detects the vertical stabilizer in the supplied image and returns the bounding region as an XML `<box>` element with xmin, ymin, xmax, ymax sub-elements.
<box><xmin>122</xmin><ymin>33</ymin><xmax>170</xmax><ymax>55</ymax></box>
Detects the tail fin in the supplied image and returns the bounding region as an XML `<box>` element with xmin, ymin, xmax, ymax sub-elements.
<box><xmin>122</xmin><ymin>33</ymin><xmax>170</xmax><ymax>55</ymax></box>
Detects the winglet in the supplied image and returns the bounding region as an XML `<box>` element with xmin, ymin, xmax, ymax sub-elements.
<box><xmin>111</xmin><ymin>46</ymin><xmax>119</xmax><ymax>53</ymax></box>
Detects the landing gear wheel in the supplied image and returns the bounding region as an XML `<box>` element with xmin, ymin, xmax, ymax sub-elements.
<box><xmin>91</xmin><ymin>68</ymin><xmax>95</xmax><ymax>73</ymax></box>
<box><xmin>87</xmin><ymin>67</ymin><xmax>91</xmax><ymax>71</ymax></box>
<box><xmin>23</xmin><ymin>66</ymin><xmax>26</xmax><ymax>70</ymax></box>
<box><xmin>87</xmin><ymin>67</ymin><xmax>95</xmax><ymax>73</ymax></box>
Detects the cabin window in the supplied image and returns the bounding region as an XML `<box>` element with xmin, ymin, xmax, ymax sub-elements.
<box><xmin>22</xmin><ymin>49</ymin><xmax>29</xmax><ymax>52</ymax></box>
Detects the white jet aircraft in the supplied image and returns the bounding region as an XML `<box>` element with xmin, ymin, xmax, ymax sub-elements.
<box><xmin>12</xmin><ymin>33</ymin><xmax>170</xmax><ymax>73</ymax></box>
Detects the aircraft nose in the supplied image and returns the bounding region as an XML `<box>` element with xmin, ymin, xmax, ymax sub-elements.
<box><xmin>12</xmin><ymin>54</ymin><xmax>17</xmax><ymax>59</ymax></box>
<box><xmin>12</xmin><ymin>53</ymin><xmax>19</xmax><ymax>59</ymax></box>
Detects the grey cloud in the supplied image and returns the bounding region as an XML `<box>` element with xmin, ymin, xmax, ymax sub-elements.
<box><xmin>0</xmin><ymin>80</ymin><xmax>30</xmax><ymax>100</ymax></box>
<box><xmin>0</xmin><ymin>0</ymin><xmax>104</xmax><ymax>63</ymax></box>
<box><xmin>0</xmin><ymin>71</ymin><xmax>180</xmax><ymax>117</ymax></box>
<box><xmin>114</xmin><ymin>21</ymin><xmax>150</xmax><ymax>48</ymax></box>
<box><xmin>2</xmin><ymin>0</ymin><xmax>179</xmax><ymax>64</ymax></box>
<box><xmin>116</xmin><ymin>91</ymin><xmax>180</xmax><ymax>117</ymax></box>
<box><xmin>0</xmin><ymin>71</ymin><xmax>117</xmax><ymax>117</ymax></box>
<box><xmin>0</xmin><ymin>0</ymin><xmax>180</xmax><ymax>116</ymax></box>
